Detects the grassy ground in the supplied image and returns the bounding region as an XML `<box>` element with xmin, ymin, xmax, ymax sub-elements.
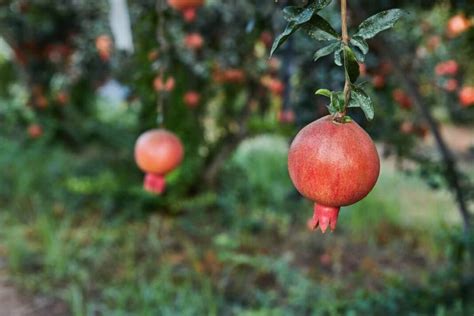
<box><xmin>0</xmin><ymin>136</ymin><xmax>472</xmax><ymax>315</ymax></box>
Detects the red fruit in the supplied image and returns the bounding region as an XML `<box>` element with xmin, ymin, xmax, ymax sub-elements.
<box><xmin>459</xmin><ymin>86</ymin><xmax>474</xmax><ymax>107</ymax></box>
<box><xmin>153</xmin><ymin>76</ymin><xmax>175</xmax><ymax>92</ymax></box>
<box><xmin>392</xmin><ymin>89</ymin><xmax>413</xmax><ymax>110</ymax></box>
<box><xmin>134</xmin><ymin>129</ymin><xmax>184</xmax><ymax>194</ymax></box>
<box><xmin>167</xmin><ymin>0</ymin><xmax>204</xmax><ymax>11</ymax></box>
<box><xmin>278</xmin><ymin>109</ymin><xmax>295</xmax><ymax>124</ymax></box>
<box><xmin>288</xmin><ymin>115</ymin><xmax>380</xmax><ymax>232</ymax></box>
<box><xmin>213</xmin><ymin>68</ymin><xmax>245</xmax><ymax>84</ymax></box>
<box><xmin>372</xmin><ymin>74</ymin><xmax>385</xmax><ymax>89</ymax></box>
<box><xmin>96</xmin><ymin>35</ymin><xmax>113</xmax><ymax>61</ymax></box>
<box><xmin>184</xmin><ymin>91</ymin><xmax>201</xmax><ymax>108</ymax></box>
<box><xmin>27</xmin><ymin>124</ymin><xmax>43</xmax><ymax>138</ymax></box>
<box><xmin>184</xmin><ymin>33</ymin><xmax>204</xmax><ymax>50</ymax></box>
<box><xmin>447</xmin><ymin>14</ymin><xmax>471</xmax><ymax>38</ymax></box>
<box><xmin>435</xmin><ymin>60</ymin><xmax>459</xmax><ymax>76</ymax></box>
<box><xmin>167</xmin><ymin>0</ymin><xmax>204</xmax><ymax>22</ymax></box>
<box><xmin>56</xmin><ymin>91</ymin><xmax>69</xmax><ymax>105</ymax></box>
<box><xmin>259</xmin><ymin>31</ymin><xmax>273</xmax><ymax>47</ymax></box>
<box><xmin>443</xmin><ymin>79</ymin><xmax>458</xmax><ymax>92</ymax></box>
<box><xmin>183</xmin><ymin>8</ymin><xmax>197</xmax><ymax>22</ymax></box>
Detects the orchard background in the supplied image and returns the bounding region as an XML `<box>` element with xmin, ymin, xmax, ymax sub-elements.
<box><xmin>0</xmin><ymin>0</ymin><xmax>473</xmax><ymax>315</ymax></box>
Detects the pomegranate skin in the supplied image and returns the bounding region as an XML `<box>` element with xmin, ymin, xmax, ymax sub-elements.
<box><xmin>167</xmin><ymin>0</ymin><xmax>204</xmax><ymax>11</ymax></box>
<box><xmin>134</xmin><ymin>129</ymin><xmax>184</xmax><ymax>175</ymax></box>
<box><xmin>288</xmin><ymin>115</ymin><xmax>380</xmax><ymax>231</ymax></box>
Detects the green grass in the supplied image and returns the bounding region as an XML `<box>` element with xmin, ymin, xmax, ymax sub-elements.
<box><xmin>0</xmin><ymin>136</ymin><xmax>472</xmax><ymax>315</ymax></box>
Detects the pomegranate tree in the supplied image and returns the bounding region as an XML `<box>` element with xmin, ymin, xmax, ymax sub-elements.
<box><xmin>271</xmin><ymin>0</ymin><xmax>404</xmax><ymax>232</ymax></box>
<box><xmin>134</xmin><ymin>129</ymin><xmax>184</xmax><ymax>194</ymax></box>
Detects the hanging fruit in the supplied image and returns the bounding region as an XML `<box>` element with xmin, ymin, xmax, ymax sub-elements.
<box><xmin>288</xmin><ymin>116</ymin><xmax>380</xmax><ymax>232</ymax></box>
<box><xmin>271</xmin><ymin>0</ymin><xmax>403</xmax><ymax>232</ymax></box>
<box><xmin>167</xmin><ymin>0</ymin><xmax>204</xmax><ymax>22</ymax></box>
<box><xmin>134</xmin><ymin>129</ymin><xmax>184</xmax><ymax>194</ymax></box>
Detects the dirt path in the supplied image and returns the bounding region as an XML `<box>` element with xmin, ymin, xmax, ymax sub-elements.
<box><xmin>0</xmin><ymin>258</ymin><xmax>68</xmax><ymax>316</ymax></box>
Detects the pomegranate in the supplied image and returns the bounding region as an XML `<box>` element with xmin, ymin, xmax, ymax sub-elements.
<box><xmin>435</xmin><ymin>60</ymin><xmax>459</xmax><ymax>76</ymax></box>
<box><xmin>288</xmin><ymin>115</ymin><xmax>380</xmax><ymax>232</ymax></box>
<box><xmin>459</xmin><ymin>86</ymin><xmax>474</xmax><ymax>107</ymax></box>
<box><xmin>134</xmin><ymin>129</ymin><xmax>184</xmax><ymax>194</ymax></box>
<box><xmin>95</xmin><ymin>35</ymin><xmax>113</xmax><ymax>61</ymax></box>
<box><xmin>443</xmin><ymin>79</ymin><xmax>458</xmax><ymax>92</ymax></box>
<box><xmin>167</xmin><ymin>0</ymin><xmax>204</xmax><ymax>22</ymax></box>
<box><xmin>372</xmin><ymin>74</ymin><xmax>385</xmax><ymax>89</ymax></box>
<box><xmin>392</xmin><ymin>89</ymin><xmax>413</xmax><ymax>110</ymax></box>
<box><xmin>27</xmin><ymin>124</ymin><xmax>43</xmax><ymax>139</ymax></box>
<box><xmin>184</xmin><ymin>33</ymin><xmax>204</xmax><ymax>50</ymax></box>
<box><xmin>153</xmin><ymin>75</ymin><xmax>175</xmax><ymax>92</ymax></box>
<box><xmin>184</xmin><ymin>91</ymin><xmax>201</xmax><ymax>108</ymax></box>
<box><xmin>278</xmin><ymin>109</ymin><xmax>295</xmax><ymax>124</ymax></box>
<box><xmin>447</xmin><ymin>14</ymin><xmax>471</xmax><ymax>38</ymax></box>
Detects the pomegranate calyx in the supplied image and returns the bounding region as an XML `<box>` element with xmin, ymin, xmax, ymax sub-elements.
<box><xmin>144</xmin><ymin>173</ymin><xmax>166</xmax><ymax>195</ymax></box>
<box><xmin>308</xmin><ymin>204</ymin><xmax>341</xmax><ymax>233</ymax></box>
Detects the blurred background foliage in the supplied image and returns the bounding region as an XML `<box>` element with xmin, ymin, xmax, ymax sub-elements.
<box><xmin>0</xmin><ymin>0</ymin><xmax>473</xmax><ymax>315</ymax></box>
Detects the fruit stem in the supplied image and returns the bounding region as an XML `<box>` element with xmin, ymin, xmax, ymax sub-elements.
<box><xmin>341</xmin><ymin>0</ymin><xmax>351</xmax><ymax>113</ymax></box>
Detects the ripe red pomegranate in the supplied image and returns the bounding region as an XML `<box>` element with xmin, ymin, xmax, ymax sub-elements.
<box><xmin>288</xmin><ymin>115</ymin><xmax>380</xmax><ymax>232</ymax></box>
<box><xmin>168</xmin><ymin>0</ymin><xmax>204</xmax><ymax>22</ymax></box>
<box><xmin>459</xmin><ymin>86</ymin><xmax>474</xmax><ymax>107</ymax></box>
<box><xmin>184</xmin><ymin>33</ymin><xmax>204</xmax><ymax>50</ymax></box>
<box><xmin>372</xmin><ymin>74</ymin><xmax>385</xmax><ymax>89</ymax></box>
<box><xmin>435</xmin><ymin>60</ymin><xmax>459</xmax><ymax>76</ymax></box>
<box><xmin>134</xmin><ymin>129</ymin><xmax>184</xmax><ymax>194</ymax></box>
<box><xmin>447</xmin><ymin>14</ymin><xmax>471</xmax><ymax>38</ymax></box>
<box><xmin>392</xmin><ymin>89</ymin><xmax>413</xmax><ymax>110</ymax></box>
<box><xmin>443</xmin><ymin>79</ymin><xmax>458</xmax><ymax>92</ymax></box>
<box><xmin>153</xmin><ymin>76</ymin><xmax>175</xmax><ymax>92</ymax></box>
<box><xmin>184</xmin><ymin>91</ymin><xmax>201</xmax><ymax>108</ymax></box>
<box><xmin>27</xmin><ymin>124</ymin><xmax>43</xmax><ymax>138</ymax></box>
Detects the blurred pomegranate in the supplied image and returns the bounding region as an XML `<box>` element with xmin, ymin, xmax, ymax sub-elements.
<box><xmin>184</xmin><ymin>91</ymin><xmax>201</xmax><ymax>108</ymax></box>
<box><xmin>213</xmin><ymin>68</ymin><xmax>245</xmax><ymax>84</ymax></box>
<box><xmin>288</xmin><ymin>115</ymin><xmax>380</xmax><ymax>232</ymax></box>
<box><xmin>277</xmin><ymin>109</ymin><xmax>295</xmax><ymax>124</ymax></box>
<box><xmin>372</xmin><ymin>74</ymin><xmax>385</xmax><ymax>89</ymax></box>
<box><xmin>27</xmin><ymin>124</ymin><xmax>43</xmax><ymax>139</ymax></box>
<box><xmin>261</xmin><ymin>75</ymin><xmax>284</xmax><ymax>96</ymax></box>
<box><xmin>459</xmin><ymin>86</ymin><xmax>474</xmax><ymax>107</ymax></box>
<box><xmin>134</xmin><ymin>129</ymin><xmax>184</xmax><ymax>194</ymax></box>
<box><xmin>443</xmin><ymin>79</ymin><xmax>458</xmax><ymax>92</ymax></box>
<box><xmin>153</xmin><ymin>76</ymin><xmax>175</xmax><ymax>92</ymax></box>
<box><xmin>435</xmin><ymin>60</ymin><xmax>459</xmax><ymax>76</ymax></box>
<box><xmin>392</xmin><ymin>89</ymin><xmax>413</xmax><ymax>110</ymax></box>
<box><xmin>447</xmin><ymin>14</ymin><xmax>471</xmax><ymax>38</ymax></box>
<box><xmin>259</xmin><ymin>31</ymin><xmax>273</xmax><ymax>47</ymax></box>
<box><xmin>95</xmin><ymin>35</ymin><xmax>113</xmax><ymax>61</ymax></box>
<box><xmin>56</xmin><ymin>91</ymin><xmax>69</xmax><ymax>105</ymax></box>
<box><xmin>168</xmin><ymin>0</ymin><xmax>204</xmax><ymax>22</ymax></box>
<box><xmin>184</xmin><ymin>33</ymin><xmax>204</xmax><ymax>50</ymax></box>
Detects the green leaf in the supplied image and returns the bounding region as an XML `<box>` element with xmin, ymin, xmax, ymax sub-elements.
<box><xmin>270</xmin><ymin>22</ymin><xmax>299</xmax><ymax>56</ymax></box>
<box><xmin>351</xmin><ymin>46</ymin><xmax>365</xmax><ymax>63</ymax></box>
<box><xmin>353</xmin><ymin>9</ymin><xmax>405</xmax><ymax>40</ymax></box>
<box><xmin>302</xmin><ymin>15</ymin><xmax>339</xmax><ymax>41</ymax></box>
<box><xmin>343</xmin><ymin>46</ymin><xmax>360</xmax><ymax>83</ymax></box>
<box><xmin>315</xmin><ymin>89</ymin><xmax>332</xmax><ymax>97</ymax></box>
<box><xmin>334</xmin><ymin>48</ymin><xmax>343</xmax><ymax>66</ymax></box>
<box><xmin>313</xmin><ymin>41</ymin><xmax>341</xmax><ymax>62</ymax></box>
<box><xmin>350</xmin><ymin>36</ymin><xmax>369</xmax><ymax>54</ymax></box>
<box><xmin>349</xmin><ymin>87</ymin><xmax>374</xmax><ymax>120</ymax></box>
<box><xmin>283</xmin><ymin>0</ymin><xmax>332</xmax><ymax>24</ymax></box>
<box><xmin>331</xmin><ymin>91</ymin><xmax>345</xmax><ymax>112</ymax></box>
<box><xmin>282</xmin><ymin>6</ymin><xmax>304</xmax><ymax>22</ymax></box>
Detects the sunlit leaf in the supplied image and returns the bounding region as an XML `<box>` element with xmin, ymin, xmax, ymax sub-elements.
<box><xmin>353</xmin><ymin>9</ymin><xmax>405</xmax><ymax>40</ymax></box>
